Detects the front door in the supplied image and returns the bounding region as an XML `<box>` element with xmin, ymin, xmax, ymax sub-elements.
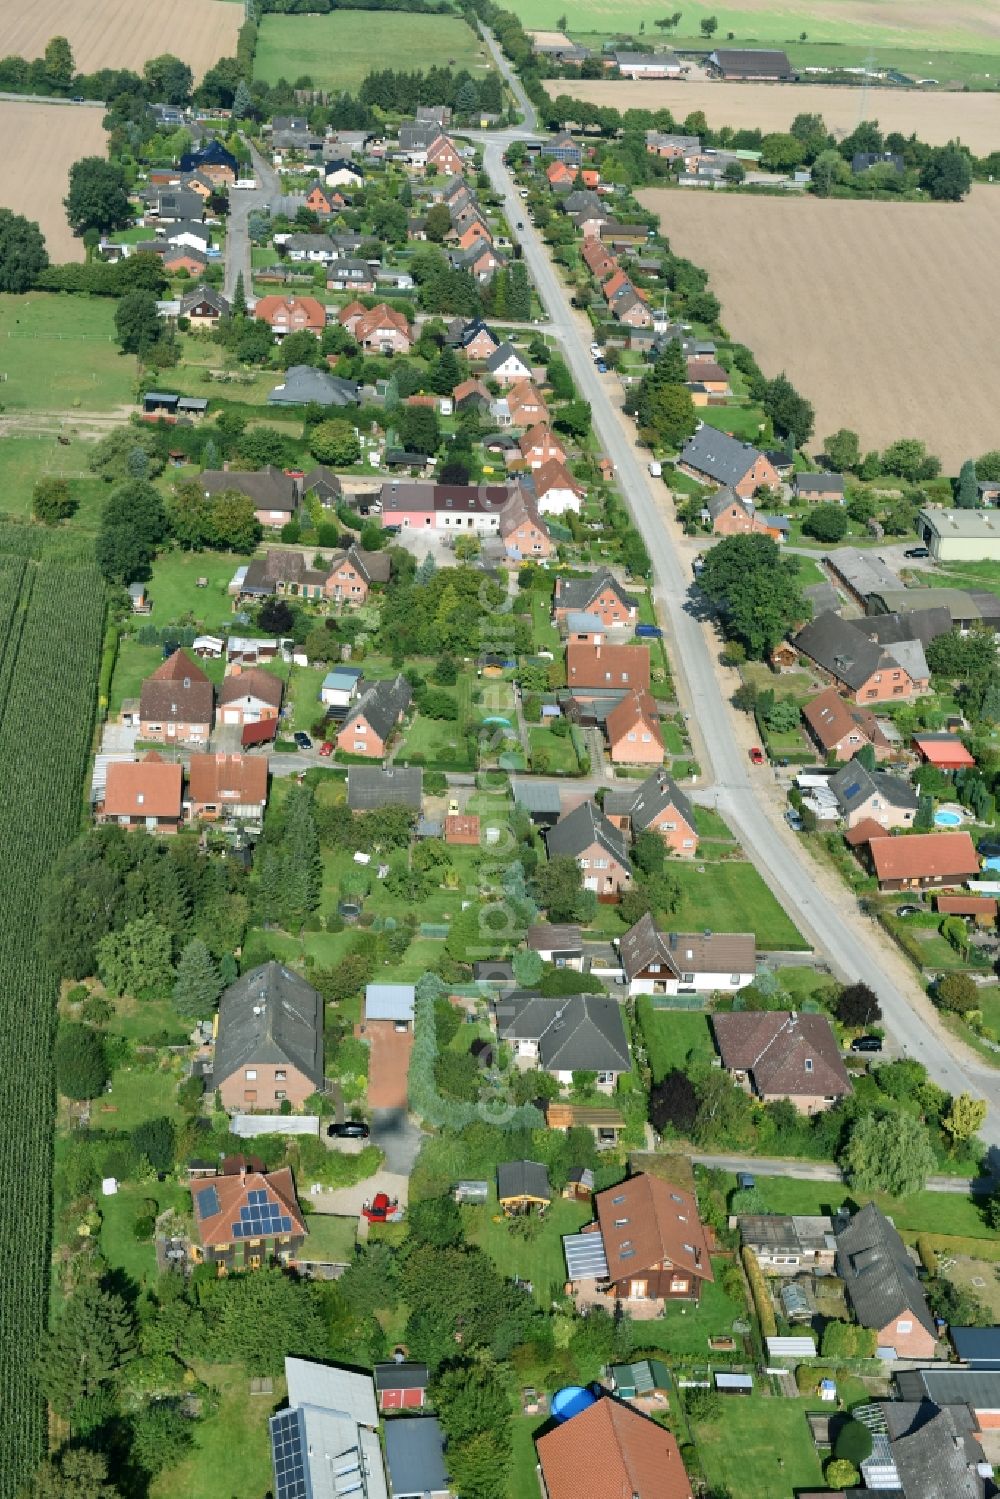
<box><xmin>630</xmin><ymin>1279</ymin><xmax>648</xmax><ymax>1300</ymax></box>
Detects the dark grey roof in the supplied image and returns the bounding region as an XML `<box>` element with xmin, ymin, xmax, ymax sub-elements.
<box><xmin>213</xmin><ymin>961</ymin><xmax>323</xmax><ymax>1090</ymax></box>
<box><xmin>526</xmin><ymin>923</ymin><xmax>582</xmax><ymax>954</ymax></box>
<box><xmin>835</xmin><ymin>1203</ymin><xmax>936</xmax><ymax>1339</ymax></box>
<box><xmin>374</xmin><ymin>1362</ymin><xmax>428</xmax><ymax>1392</ymax></box>
<box><xmin>512</xmin><ymin>780</ymin><xmax>562</xmax><ymax>815</ymax></box>
<box><xmin>952</xmin><ymin>1326</ymin><xmax>1000</xmax><ymax>1367</ymax></box>
<box><xmin>342</xmin><ymin>673</ymin><xmax>411</xmax><ymax>741</ymax></box>
<box><xmin>384</xmin><ymin>1417</ymin><xmax>449</xmax><ymax>1496</ymax></box>
<box><xmin>679</xmin><ymin>426</ymin><xmax>765</xmax><ymax>487</ymax></box>
<box><xmin>828</xmin><ymin>762</ymin><xmax>919</xmax><ymax>816</ymax></box>
<box><xmin>545</xmin><ymin>800</ymin><xmax>631</xmax><ymax>871</ymax></box>
<box><xmin>795</xmin><ymin>471</ymin><xmax>845</xmax><ymax>495</ymax></box>
<box><xmin>887</xmin><ymin>1402</ymin><xmax>985</xmax><ymax>1499</ymax></box>
<box><xmin>154</xmin><ymin>188</ymin><xmax>203</xmax><ymax>220</ymax></box>
<box><xmin>864</xmin><ymin>607</ymin><xmax>953</xmax><ymax>649</ymax></box>
<box><xmin>562</xmin><ymin>189</ymin><xmax>604</xmax><ymax>216</ymax></box>
<box><xmin>485</xmin><ymin>342</ymin><xmax>527</xmax><ymax>373</ymax></box>
<box><xmin>268</xmin><ymin>366</ymin><xmax>359</xmax><ymax>407</ymax></box>
<box><xmin>347</xmin><ymin>766</ymin><xmax>422</xmax><ymax>810</ymax></box>
<box><xmin>496</xmin><ymin>1159</ymin><xmax>551</xmax><ymax>1201</ymax></box>
<box><xmin>495</xmin><ymin>992</ymin><xmax>630</xmax><ymax>1072</ymax></box>
<box><xmin>201</xmin><ymin>466</ymin><xmax>298</xmax><ymax>512</ymax></box>
<box><xmin>179</xmin><ymin>284</ymin><xmax>229</xmax><ymax>316</ymax></box>
<box><xmin>556</xmin><ymin>568</ymin><xmax>637</xmax><ymax>614</ymax></box>
<box><xmin>898</xmin><ymin>1366</ymin><xmax>1000</xmax><ymax>1412</ymax></box>
<box><xmin>705</xmin><ymin>485</ymin><xmax>747</xmax><ymax>522</ymax></box>
<box><xmin>794</xmin><ymin>610</ymin><xmax>899</xmax><ymax>690</ymax></box>
<box><xmin>709</xmin><ymin>47</ymin><xmax>793</xmax><ymax>77</ymax></box>
<box><xmin>602</xmin><ymin>769</ymin><xmax>696</xmax><ymax>836</ymax></box>
<box><xmin>302</xmin><ymin>466</ymin><xmax>342</xmax><ymax>499</ymax></box>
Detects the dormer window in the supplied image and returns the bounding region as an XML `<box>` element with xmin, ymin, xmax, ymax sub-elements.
<box><xmin>804</xmin><ymin>1058</ymin><xmax>813</xmax><ymax>1072</ymax></box>
<box><xmin>614</xmin><ymin>1217</ymin><xmax>629</xmax><ymax>1227</ymax></box>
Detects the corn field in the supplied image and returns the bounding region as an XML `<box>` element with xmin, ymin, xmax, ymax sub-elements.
<box><xmin>0</xmin><ymin>544</ymin><xmax>104</xmax><ymax>1496</ymax></box>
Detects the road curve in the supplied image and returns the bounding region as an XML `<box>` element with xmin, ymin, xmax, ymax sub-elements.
<box><xmin>481</xmin><ymin>131</ymin><xmax>1000</xmax><ymax>1149</ymax></box>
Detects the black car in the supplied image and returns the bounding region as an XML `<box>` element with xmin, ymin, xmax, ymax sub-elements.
<box><xmin>850</xmin><ymin>1035</ymin><xmax>883</xmax><ymax>1054</ymax></box>
<box><xmin>327</xmin><ymin>1120</ymin><xmax>370</xmax><ymax>1139</ymax></box>
<box><xmin>896</xmin><ymin>904</ymin><xmax>922</xmax><ymax>917</ymax></box>
<box><xmin>904</xmin><ymin>545</ymin><xmax>930</xmax><ymax>559</ymax></box>
<box><xmin>293</xmin><ymin>731</ymin><xmax>312</xmax><ymax>750</ymax></box>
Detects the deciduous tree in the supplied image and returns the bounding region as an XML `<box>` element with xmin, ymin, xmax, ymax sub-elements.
<box><xmin>32</xmin><ymin>476</ymin><xmax>76</xmax><ymax>525</ymax></box>
<box><xmin>840</xmin><ymin>1109</ymin><xmax>935</xmax><ymax>1196</ymax></box>
<box><xmin>0</xmin><ymin>207</ymin><xmax>48</xmax><ymax>292</ymax></box>
<box><xmin>697</xmin><ymin>533</ymin><xmax>808</xmax><ymax>659</ymax></box>
<box><xmin>65</xmin><ymin>156</ymin><xmax>131</xmax><ymax>236</ymax></box>
<box><xmin>37</xmin><ymin>1286</ymin><xmax>137</xmax><ymax>1416</ymax></box>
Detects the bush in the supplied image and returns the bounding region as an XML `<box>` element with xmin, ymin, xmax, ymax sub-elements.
<box><xmin>54</xmin><ymin>1023</ymin><xmax>109</xmax><ymax>1100</ymax></box>
<box><xmin>937</xmin><ymin>972</ymin><xmax>979</xmax><ymax>1014</ymax></box>
<box><xmin>834</xmin><ymin>1419</ymin><xmax>873</xmax><ymax>1467</ymax></box>
<box><xmin>917</xmin><ymin>1236</ymin><xmax>939</xmax><ymax>1276</ymax></box>
<box><xmin>825</xmin><ymin>1458</ymin><xmax>860</xmax><ymax>1491</ymax></box>
<box><xmin>795</xmin><ymin>1362</ymin><xmax>832</xmax><ymax>1396</ymax></box>
<box><xmin>742</xmin><ymin>1246</ymin><xmax>777</xmax><ymax>1337</ymax></box>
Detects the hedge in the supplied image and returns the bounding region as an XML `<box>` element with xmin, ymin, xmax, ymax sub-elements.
<box><xmin>741</xmin><ymin>1246</ymin><xmax>776</xmax><ymax>1338</ymax></box>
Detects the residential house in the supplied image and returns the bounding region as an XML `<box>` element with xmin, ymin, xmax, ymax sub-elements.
<box><xmin>336</xmin><ymin>673</ymin><xmax>411</xmax><ymax>758</ymax></box>
<box><xmin>863</xmin><ymin>1401</ymin><xmax>987</xmax><ymax>1497</ymax></box>
<box><xmin>619</xmin><ymin>912</ymin><xmax>756</xmax><ymax>997</ymax></box>
<box><xmin>506</xmin><ymin>378</ymin><xmax>549</xmax><ymax>426</ymax></box>
<box><xmin>179</xmin><ymin>285</ymin><xmax>229</xmax><ymax>327</ymax></box>
<box><xmin>518</xmin><ymin>423</ymin><xmax>566</xmax><ymax>470</ymax></box>
<box><xmin>485</xmin><ymin>343</ymin><xmax>532</xmax><ymax>385</ymax></box>
<box><xmin>828</xmin><ymin>760</ymin><xmax>918</xmax><ymax>830</ymax></box>
<box><xmin>180</xmin><ymin>141</ymin><xmax>238</xmax><ymax>177</ymax></box>
<box><xmin>213</xmin><ymin>961</ymin><xmax>323</xmax><ymax>1111</ymax></box>
<box><xmin>163</xmin><ymin>221</ymin><xmax>211</xmax><ymax>253</ymax></box>
<box><xmin>793</xmin><ymin>611</ymin><xmax>923</xmax><ymax>703</ymax></box>
<box><xmin>139</xmin><ymin>649</ymin><xmax>213</xmax><ymax>744</ymax></box>
<box><xmin>707</xmin><ymin>47</ymin><xmax>793</xmax><ymax>79</ymax></box>
<box><xmin>704</xmin><ymin>486</ymin><xmax>787</xmax><ymax>541</ymax></box>
<box><xmin>374</xmin><ymin>1362</ymin><xmax>428</xmax><ymax>1412</ymax></box>
<box><xmin>712</xmin><ymin>1011</ymin><xmax>852</xmax><ymax>1113</ymax></box>
<box><xmin>191</xmin><ymin>1167</ymin><xmax>307</xmax><ymax>1271</ymax></box>
<box><xmin>304</xmin><ymin>181</ymin><xmax>340</xmax><ymax>216</ymax></box>
<box><xmin>498</xmin><ymin>486</ymin><xmax>553</xmax><ymax>561</ymax></box>
<box><xmin>186</xmin><ymin>752</ymin><xmax>268</xmax><ymax>825</ymax></box>
<box><xmin>201</xmin><ymin>466</ymin><xmax>299</xmax><ymax>529</ymax></box>
<box><xmin>460</xmin><ymin>320</ymin><xmax>499</xmax><ymax>360</ymax></box>
<box><xmin>686</xmin><ymin>358</ymin><xmax>731</xmax><ymax>401</ymax></box>
<box><xmin>416</xmin><ymin>104</ymin><xmax>451</xmax><ymax>126</ymax></box>
<box><xmin>347</xmin><ymin>765</ymin><xmax>422</xmax><ymax>811</ymax></box>
<box><xmin>148</xmin><ymin>187</ymin><xmax>204</xmax><ymax>222</ymax></box>
<box><xmin>563</xmin><ymin>1172</ymin><xmax>713</xmax><ymax>1311</ymax></box>
<box><xmin>444</xmin><ymin>814</ymin><xmax>479</xmax><ymax>845</ymax></box>
<box><xmin>217</xmin><ymin>669</ymin><xmax>283</xmax><ymax>725</ymax></box>
<box><xmin>398</xmin><ymin>121</ymin><xmax>440</xmax><ymax>167</ymax></box>
<box><xmin>646</xmin><ymin>130</ymin><xmax>701</xmax><ymax>161</ymax></box>
<box><xmin>604</xmin><ymin>769</ymin><xmax>698</xmax><ymax>854</ymax></box>
<box><xmin>677</xmin><ymin>427</ymin><xmax>781</xmax><ymax>497</ymax></box>
<box><xmin>383</xmin><ymin>1418</ymin><xmax>450</xmax><ymax>1499</ymax></box>
<box><xmin>604</xmin><ymin>690</ymin><xmax>664</xmax><ymax>765</ymax></box>
<box><xmin>270</xmin><ymin>1359</ymin><xmax>387</xmax><ymax>1499</ymax></box>
<box><xmin>379</xmin><ymin>479</ymin><xmax>536</xmax><ymax>536</ymax></box>
<box><xmin>546</xmin><ymin>158</ymin><xmax>578</xmax><ymax>188</ymax></box>
<box><xmin>853</xmin><ymin>150</ymin><xmax>905</xmax><ymax>174</ymax></box>
<box><xmin>303</xmin><ymin>467</ymin><xmax>343</xmax><ymax>509</ymax></box>
<box><xmin>801</xmin><ymin>686</ymin><xmax>892</xmax><ymax>762</ymax></box>
<box><xmin>324</xmin><ymin>157</ymin><xmax>365</xmax><ymax>189</ymax></box>
<box><xmin>541</xmin><ymin>133</ymin><xmax>582</xmax><ymax>165</ymax></box>
<box><xmin>545</xmin><ymin>799</ymin><xmax>632</xmax><ymax>898</ymax></box>
<box><xmin>162</xmin><ymin>245</ymin><xmax>208</xmax><ymax>276</ymax></box>
<box><xmin>254</xmin><ymin>294</ymin><xmax>326</xmax><ymax>339</ymax></box>
<box><xmin>284</xmin><ymin>233</ymin><xmax>339</xmax><ymax>264</ymax></box>
<box><xmin>739</xmin><ymin>1215</ymin><xmax>836</xmax><ymax>1274</ymax></box>
<box><xmin>566</xmin><ymin>642</ymin><xmax>650</xmax><ymax>694</ymax></box>
<box><xmin>868</xmin><ymin>830</ymin><xmax>979</xmax><ymax>891</ymax></box>
<box><xmin>453</xmin><ymin>376</ymin><xmax>491</xmax><ymax>412</ymax></box>
<box><xmin>536</xmin><ymin>1397</ymin><xmax>693</xmax><ymax>1499</ymax></box>
<box><xmin>325</xmin><ymin>544</ymin><xmax>390</xmax><ymax>604</ymax></box>
<box><xmin>913</xmin><ymin>731</ymin><xmax>976</xmax><ymax>771</ymax></box>
<box><xmin>99</xmin><ymin>753</ymin><xmax>183</xmax><ymax>832</ymax></box>
<box><xmin>268</xmin><ymin>365</ymin><xmax>360</xmax><ymax>408</ymax></box>
<box><xmin>495</xmin><ymin>991</ymin><xmax>631</xmax><ymax>1092</ymax></box>
<box><xmin>342</xmin><ymin>301</ymin><xmax>412</xmax><ymax>354</ymax></box>
<box><xmin>795</xmin><ymin>472</ymin><xmax>846</xmax><ymax>503</ymax></box>
<box><xmin>237</xmin><ymin>549</ymin><xmax>328</xmax><ymax>601</ymax></box>
<box><xmin>320</xmin><ymin>666</ymin><xmax>363</xmax><ymax>711</ymax></box>
<box><xmin>554</xmin><ymin>570</ymin><xmax>638</xmax><ymax>629</ymax></box>
<box><xmin>835</xmin><ymin>1202</ymin><xmax>938</xmax><ymax>1358</ymax></box>
<box><xmin>526</xmin><ymin>923</ymin><xmax>583</xmax><ymax>968</ymax></box>
<box><xmin>897</xmin><ymin>1365</ymin><xmax>1000</xmax><ymax>1433</ymax></box>
<box><xmin>533</xmin><ymin>457</ymin><xmax>585</xmax><ymax>516</ymax></box>
<box><xmin>426</xmin><ymin>133</ymin><xmax>463</xmax><ymax>175</ymax></box>
<box><xmin>581</xmin><ymin>235</ymin><xmax>617</xmax><ymax>280</ymax></box>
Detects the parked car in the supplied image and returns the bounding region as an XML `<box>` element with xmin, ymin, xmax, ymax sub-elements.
<box><xmin>850</xmin><ymin>1035</ymin><xmax>883</xmax><ymax>1054</ymax></box>
<box><xmin>736</xmin><ymin>1172</ymin><xmax>756</xmax><ymax>1190</ymax></box>
<box><xmin>904</xmin><ymin>545</ymin><xmax>930</xmax><ymax>559</ymax></box>
<box><xmin>635</xmin><ymin>624</ymin><xmax>663</xmax><ymax>639</ymax></box>
<box><xmin>590</xmin><ymin>342</ymin><xmax>601</xmax><ymax>356</ymax></box>
<box><xmin>595</xmin><ymin>360</ymin><xmax>607</xmax><ymax>373</ymax></box>
<box><xmin>327</xmin><ymin>1120</ymin><xmax>370</xmax><ymax>1139</ymax></box>
<box><xmin>785</xmin><ymin>809</ymin><xmax>804</xmax><ymax>832</ymax></box>
<box><xmin>749</xmin><ymin>746</ymin><xmax>764</xmax><ymax>765</ymax></box>
<box><xmin>319</xmin><ymin>741</ymin><xmax>334</xmax><ymax>757</ymax></box>
<box><xmin>293</xmin><ymin>731</ymin><xmax>312</xmax><ymax>749</ymax></box>
<box><xmin>896</xmin><ymin>904</ymin><xmax>922</xmax><ymax>917</ymax></box>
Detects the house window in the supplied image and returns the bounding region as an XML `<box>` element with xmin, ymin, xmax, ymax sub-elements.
<box><xmin>245</xmin><ymin>1069</ymin><xmax>257</xmax><ymax>1080</ymax></box>
<box><xmin>275</xmin><ymin>1091</ymin><xmax>286</xmax><ymax>1101</ymax></box>
<box><xmin>275</xmin><ymin>1070</ymin><xmax>286</xmax><ymax>1081</ymax></box>
<box><xmin>649</xmin><ymin>963</ymin><xmax>661</xmax><ymax>973</ymax></box>
<box><xmin>614</xmin><ymin>1217</ymin><xmax>629</xmax><ymax>1227</ymax></box>
<box><xmin>804</xmin><ymin>1058</ymin><xmax>813</xmax><ymax>1073</ymax></box>
<box><xmin>597</xmin><ymin>1071</ymin><xmax>615</xmax><ymax>1085</ymax></box>
<box><xmin>682</xmin><ymin>973</ymin><xmax>694</xmax><ymax>984</ymax></box>
<box><xmin>896</xmin><ymin>1320</ymin><xmax>912</xmax><ymax>1334</ymax></box>
<box><xmin>663</xmin><ymin>820</ymin><xmax>676</xmax><ymax>831</ymax></box>
<box><xmin>730</xmin><ymin>973</ymin><xmax>741</xmax><ymax>984</ymax></box>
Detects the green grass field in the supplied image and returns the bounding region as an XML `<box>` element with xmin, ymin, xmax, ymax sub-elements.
<box><xmin>255</xmin><ymin>11</ymin><xmax>493</xmax><ymax>91</ymax></box>
<box><xmin>692</xmin><ymin>1394</ymin><xmax>826</xmax><ymax>1497</ymax></box>
<box><xmin>150</xmin><ymin>1364</ymin><xmax>279</xmax><ymax>1499</ymax></box>
<box><xmin>0</xmin><ymin>435</ymin><xmax>108</xmax><ymax>527</ymax></box>
<box><xmin>0</xmin><ymin>294</ymin><xmax>135</xmax><ymax>411</ymax></box>
<box><xmin>639</xmin><ymin>1004</ymin><xmax>716</xmax><ymax>1082</ymax></box>
<box><xmin>670</xmin><ymin>860</ymin><xmax>808</xmax><ymax>950</ymax></box>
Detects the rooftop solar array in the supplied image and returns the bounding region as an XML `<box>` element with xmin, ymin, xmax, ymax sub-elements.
<box><xmin>271</xmin><ymin>1410</ymin><xmax>308</xmax><ymax>1499</ymax></box>
<box><xmin>195</xmin><ymin>1184</ymin><xmax>220</xmax><ymax>1219</ymax></box>
<box><xmin>232</xmin><ymin>1188</ymin><xmax>293</xmax><ymax>1238</ymax></box>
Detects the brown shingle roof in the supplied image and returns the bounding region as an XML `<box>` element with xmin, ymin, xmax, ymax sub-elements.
<box><xmin>218</xmin><ymin>668</ymin><xmax>284</xmax><ymax>709</ymax></box>
<box><xmin>937</xmin><ymin>896</ymin><xmax>998</xmax><ymax>918</ymax></box>
<box><xmin>140</xmin><ymin>649</ymin><xmax>213</xmax><ymax>727</ymax></box>
<box><xmin>102</xmin><ymin>753</ymin><xmax>182</xmax><ymax>819</ymax></box>
<box><xmin>844</xmin><ymin>817</ymin><xmax>886</xmax><ymax>848</ymax></box>
<box><xmin>190</xmin><ymin>1166</ymin><xmax>305</xmax><ymax>1248</ymax></box>
<box><xmin>595</xmin><ymin>1173</ymin><xmax>713</xmax><ymax>1288</ymax></box>
<box><xmin>187</xmin><ymin>752</ymin><xmax>268</xmax><ymax>807</ymax></box>
<box><xmin>801</xmin><ymin>686</ymin><xmax>888</xmax><ymax>754</ymax></box>
<box><xmin>605</xmin><ymin>688</ymin><xmax>662</xmax><ymax>751</ymax></box>
<box><xmin>534</xmin><ymin>456</ymin><xmax>584</xmax><ymax>500</ymax></box>
<box><xmin>444</xmin><ymin>814</ymin><xmax>479</xmax><ymax>844</ymax></box>
<box><xmin>712</xmin><ymin>1011</ymin><xmax>851</xmax><ymax>1100</ymax></box>
<box><xmin>870</xmin><ymin>830</ymin><xmax>979</xmax><ymax>884</ymax></box>
<box><xmin>566</xmin><ymin>641</ymin><xmax>650</xmax><ymax>691</ymax></box>
<box><xmin>537</xmin><ymin>1397</ymin><xmax>693</xmax><ymax>1499</ymax></box>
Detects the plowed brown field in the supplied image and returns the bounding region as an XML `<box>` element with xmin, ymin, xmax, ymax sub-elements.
<box><xmin>0</xmin><ymin>0</ymin><xmax>241</xmax><ymax>80</ymax></box>
<box><xmin>546</xmin><ymin>78</ymin><xmax>1000</xmax><ymax>154</ymax></box>
<box><xmin>0</xmin><ymin>102</ymin><xmax>107</xmax><ymax>261</ymax></box>
<box><xmin>637</xmin><ymin>185</ymin><xmax>1000</xmax><ymax>472</ymax></box>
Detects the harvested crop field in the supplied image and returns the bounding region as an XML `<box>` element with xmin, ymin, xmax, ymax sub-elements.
<box><xmin>637</xmin><ymin>185</ymin><xmax>1000</xmax><ymax>473</ymax></box>
<box><xmin>0</xmin><ymin>102</ymin><xmax>107</xmax><ymax>261</ymax></box>
<box><xmin>545</xmin><ymin>79</ymin><xmax>1000</xmax><ymax>153</ymax></box>
<box><xmin>0</xmin><ymin>0</ymin><xmax>240</xmax><ymax>80</ymax></box>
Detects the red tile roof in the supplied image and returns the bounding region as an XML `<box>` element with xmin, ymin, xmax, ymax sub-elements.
<box><xmin>254</xmin><ymin>294</ymin><xmax>326</xmax><ymax>332</ymax></box>
<box><xmin>595</xmin><ymin>1172</ymin><xmax>713</xmax><ymax>1288</ymax></box>
<box><xmin>187</xmin><ymin>752</ymin><xmax>268</xmax><ymax>807</ymax></box>
<box><xmin>566</xmin><ymin>641</ymin><xmax>650</xmax><ymax>691</ymax></box>
<box><xmin>190</xmin><ymin>1167</ymin><xmax>305</xmax><ymax>1248</ymax></box>
<box><xmin>444</xmin><ymin>814</ymin><xmax>480</xmax><ymax>844</ymax></box>
<box><xmin>537</xmin><ymin>1398</ymin><xmax>693</xmax><ymax>1499</ymax></box>
<box><xmin>102</xmin><ymin>753</ymin><xmax>182</xmax><ymax>819</ymax></box>
<box><xmin>913</xmin><ymin>734</ymin><xmax>975</xmax><ymax>768</ymax></box>
<box><xmin>605</xmin><ymin>689</ymin><xmax>663</xmax><ymax>751</ymax></box>
<box><xmin>870</xmin><ymin>830</ymin><xmax>979</xmax><ymax>884</ymax></box>
<box><xmin>937</xmin><ymin>896</ymin><xmax>998</xmax><ymax>918</ymax></box>
<box><xmin>534</xmin><ymin>457</ymin><xmax>584</xmax><ymax>500</ymax></box>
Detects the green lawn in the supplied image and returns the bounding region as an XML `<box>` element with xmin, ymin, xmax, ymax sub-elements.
<box><xmin>0</xmin><ymin>293</ymin><xmax>136</xmax><ymax>411</ymax></box>
<box><xmin>99</xmin><ymin>1181</ymin><xmax>190</xmax><ymax>1291</ymax></box>
<box><xmin>151</xmin><ymin>1364</ymin><xmax>278</xmax><ymax>1499</ymax></box>
<box><xmin>733</xmin><ymin>1173</ymin><xmax>995</xmax><ymax>1240</ymax></box>
<box><xmin>697</xmin><ymin>403</ymin><xmax>768</xmax><ymax>443</ymax></box>
<box><xmin>692</xmin><ymin>1394</ymin><xmax>825</xmax><ymax>1498</ymax></box>
<box><xmin>529</xmin><ymin>724</ymin><xmax>579</xmax><ymax>775</ymax></box>
<box><xmin>638</xmin><ymin>1003</ymin><xmax>715</xmax><ymax>1083</ymax></box>
<box><xmin>300</xmin><ymin>1212</ymin><xmax>357</xmax><ymax>1264</ymax></box>
<box><xmin>670</xmin><ymin>861</ymin><xmax>808</xmax><ymax>950</ymax></box>
<box><xmin>660</xmin><ymin>721</ymin><xmax>685</xmax><ymax>755</ymax></box>
<box><xmin>98</xmin><ymin>1059</ymin><xmax>185</xmax><ymax>1131</ymax></box>
<box><xmin>631</xmin><ymin>1256</ymin><xmax>746</xmax><ymax>1357</ymax></box>
<box><xmin>466</xmin><ymin>1192</ymin><xmax>593</xmax><ymax>1305</ymax></box>
<box><xmin>145</xmin><ymin>548</ymin><xmax>252</xmax><ymax>631</ymax></box>
<box><xmin>509</xmin><ymin>1416</ymin><xmax>543</xmax><ymax>1499</ymax></box>
<box><xmin>529</xmin><ymin>588</ymin><xmax>560</xmax><ymax>651</ymax></box>
<box><xmin>0</xmin><ymin>435</ymin><xmax>108</xmax><ymax>527</ymax></box>
<box><xmin>255</xmin><ymin>10</ymin><xmax>493</xmax><ymax>90</ymax></box>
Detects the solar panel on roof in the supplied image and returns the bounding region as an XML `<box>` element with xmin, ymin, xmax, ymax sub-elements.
<box><xmin>195</xmin><ymin>1184</ymin><xmax>220</xmax><ymax>1218</ymax></box>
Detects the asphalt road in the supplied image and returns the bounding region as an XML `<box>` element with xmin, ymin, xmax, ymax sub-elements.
<box><xmin>690</xmin><ymin>1151</ymin><xmax>994</xmax><ymax>1195</ymax></box>
<box><xmin>225</xmin><ymin>141</ymin><xmax>282</xmax><ymax>301</ymax></box>
<box><xmin>480</xmin><ymin>125</ymin><xmax>1000</xmax><ymax>1151</ymax></box>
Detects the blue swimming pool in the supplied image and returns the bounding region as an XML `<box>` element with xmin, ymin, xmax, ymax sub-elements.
<box><xmin>984</xmin><ymin>856</ymin><xmax>1000</xmax><ymax>873</ymax></box>
<box><xmin>935</xmin><ymin>809</ymin><xmax>962</xmax><ymax>827</ymax></box>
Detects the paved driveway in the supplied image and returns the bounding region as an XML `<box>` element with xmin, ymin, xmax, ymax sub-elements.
<box><xmin>363</xmin><ymin>1021</ymin><xmax>413</xmax><ymax>1110</ymax></box>
<box><xmin>372</xmin><ymin>1107</ymin><xmax>424</xmax><ymax>1176</ymax></box>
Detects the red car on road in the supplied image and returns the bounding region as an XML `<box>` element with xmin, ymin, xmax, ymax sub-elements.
<box><xmin>749</xmin><ymin>746</ymin><xmax>765</xmax><ymax>765</ymax></box>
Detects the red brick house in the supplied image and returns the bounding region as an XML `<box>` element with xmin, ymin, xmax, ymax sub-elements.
<box><xmin>677</xmin><ymin>427</ymin><xmax>781</xmax><ymax>498</ymax></box>
<box><xmin>537</xmin><ymin>1398</ymin><xmax>693</xmax><ymax>1499</ymax></box>
<box><xmin>304</xmin><ymin>180</ymin><xmax>339</xmax><ymax>216</ymax></box>
<box><xmin>213</xmin><ymin>960</ymin><xmax>323</xmax><ymax>1113</ymax></box>
<box><xmin>506</xmin><ymin>379</ymin><xmax>549</xmax><ymax>426</ymax></box>
<box><xmin>460</xmin><ymin>323</ymin><xmax>499</xmax><ymax>361</ymax></box>
<box><xmin>139</xmin><ymin>649</ymin><xmax>213</xmax><ymax>744</ymax></box>
<box><xmin>604</xmin><ymin>769</ymin><xmax>698</xmax><ymax>856</ymax></box>
<box><xmin>835</xmin><ymin>1203</ymin><xmax>938</xmax><ymax>1360</ymax></box>
<box><xmin>190</xmin><ymin>1166</ymin><xmax>307</xmax><ymax>1273</ymax></box>
<box><xmin>868</xmin><ymin>831</ymin><xmax>979</xmax><ymax>891</ymax></box>
<box><xmin>336</xmin><ymin>673</ymin><xmax>411</xmax><ymax>758</ymax></box>
<box><xmin>553</xmin><ymin>569</ymin><xmax>638</xmax><ymax>629</ymax></box>
<box><xmin>498</xmin><ymin>488</ymin><xmax>553</xmax><ymax>561</ymax></box>
<box><xmin>566</xmin><ymin>641</ymin><xmax>650</xmax><ymax>694</ymax></box>
<box><xmin>324</xmin><ymin>544</ymin><xmax>390</xmax><ymax>603</ymax></box>
<box><xmin>427</xmin><ymin>133</ymin><xmax>463</xmax><ymax>174</ymax></box>
<box><xmin>546</xmin><ymin>799</ymin><xmax>632</xmax><ymax>899</ymax></box>
<box><xmin>254</xmin><ymin>294</ymin><xmax>326</xmax><ymax>339</ymax></box>
<box><xmin>801</xmin><ymin>686</ymin><xmax>892</xmax><ymax>762</ymax></box>
<box><xmin>217</xmin><ymin>668</ymin><xmax>283</xmax><ymax>726</ymax></box>
<box><xmin>186</xmin><ymin>752</ymin><xmax>269</xmax><ymax>823</ymax></box>
<box><xmin>456</xmin><ymin>221</ymin><xmax>492</xmax><ymax>252</ymax></box>
<box><xmin>346</xmin><ymin>302</ymin><xmax>412</xmax><ymax>354</ymax></box>
<box><xmin>712</xmin><ymin>1011</ymin><xmax>852</xmax><ymax>1114</ymax></box>
<box><xmin>605</xmin><ymin>689</ymin><xmax>664</xmax><ymax>765</ymax></box>
<box><xmin>581</xmin><ymin>235</ymin><xmax>617</xmax><ymax>280</ymax></box>
<box><xmin>99</xmin><ymin>753</ymin><xmax>183</xmax><ymax>832</ymax></box>
<box><xmin>794</xmin><ymin>612</ymin><xmax>921</xmax><ymax>704</ymax></box>
<box><xmin>518</xmin><ymin>423</ymin><xmax>566</xmax><ymax>470</ymax></box>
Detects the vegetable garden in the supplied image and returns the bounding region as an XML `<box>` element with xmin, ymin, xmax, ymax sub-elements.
<box><xmin>0</xmin><ymin>535</ymin><xmax>104</xmax><ymax>1496</ymax></box>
